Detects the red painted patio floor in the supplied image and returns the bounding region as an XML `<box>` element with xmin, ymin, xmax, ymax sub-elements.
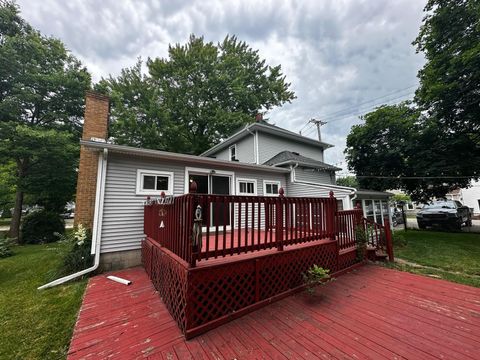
<box><xmin>68</xmin><ymin>266</ymin><xmax>480</xmax><ymax>360</ymax></box>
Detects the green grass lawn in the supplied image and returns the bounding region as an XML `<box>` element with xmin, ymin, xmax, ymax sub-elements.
<box><xmin>392</xmin><ymin>229</ymin><xmax>480</xmax><ymax>287</ymax></box>
<box><xmin>0</xmin><ymin>242</ymin><xmax>87</xmax><ymax>360</ymax></box>
<box><xmin>0</xmin><ymin>218</ymin><xmax>11</xmax><ymax>226</ymax></box>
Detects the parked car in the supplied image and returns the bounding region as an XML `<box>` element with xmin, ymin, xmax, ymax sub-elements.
<box><xmin>416</xmin><ymin>200</ymin><xmax>472</xmax><ymax>230</ymax></box>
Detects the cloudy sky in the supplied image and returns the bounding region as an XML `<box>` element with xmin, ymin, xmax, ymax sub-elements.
<box><xmin>18</xmin><ymin>0</ymin><xmax>426</xmax><ymax>172</ymax></box>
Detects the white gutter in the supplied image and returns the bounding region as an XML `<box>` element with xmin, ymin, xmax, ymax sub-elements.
<box><xmin>38</xmin><ymin>148</ymin><xmax>108</xmax><ymax>290</ymax></box>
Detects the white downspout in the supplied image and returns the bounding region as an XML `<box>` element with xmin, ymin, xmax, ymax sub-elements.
<box><xmin>246</xmin><ymin>127</ymin><xmax>258</xmax><ymax>164</ymax></box>
<box><xmin>38</xmin><ymin>148</ymin><xmax>108</xmax><ymax>290</ymax></box>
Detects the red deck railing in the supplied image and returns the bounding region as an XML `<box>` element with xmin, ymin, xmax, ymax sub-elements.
<box><xmin>363</xmin><ymin>217</ymin><xmax>394</xmax><ymax>261</ymax></box>
<box><xmin>143</xmin><ymin>187</ymin><xmax>390</xmax><ymax>267</ymax></box>
<box><xmin>145</xmin><ymin>193</ymin><xmax>338</xmax><ymax>266</ymax></box>
<box><xmin>335</xmin><ymin>209</ymin><xmax>363</xmax><ymax>250</ymax></box>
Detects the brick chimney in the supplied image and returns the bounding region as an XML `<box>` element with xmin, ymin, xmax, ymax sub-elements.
<box><xmin>74</xmin><ymin>91</ymin><xmax>109</xmax><ymax>229</ymax></box>
<box><xmin>255</xmin><ymin>113</ymin><xmax>263</xmax><ymax>122</ymax></box>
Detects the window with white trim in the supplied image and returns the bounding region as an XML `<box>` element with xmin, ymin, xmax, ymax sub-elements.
<box><xmin>237</xmin><ymin>178</ymin><xmax>257</xmax><ymax>195</ymax></box>
<box><xmin>136</xmin><ymin>169</ymin><xmax>174</xmax><ymax>195</ymax></box>
<box><xmin>229</xmin><ymin>145</ymin><xmax>237</xmax><ymax>161</ymax></box>
<box><xmin>263</xmin><ymin>180</ymin><xmax>281</xmax><ymax>196</ymax></box>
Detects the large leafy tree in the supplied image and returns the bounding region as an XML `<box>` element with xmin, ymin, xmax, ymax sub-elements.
<box><xmin>414</xmin><ymin>0</ymin><xmax>480</xmax><ymax>144</ymax></box>
<box><xmin>413</xmin><ymin>0</ymin><xmax>480</xmax><ymax>185</ymax></box>
<box><xmin>0</xmin><ymin>1</ymin><xmax>91</xmax><ymax>240</ymax></box>
<box><xmin>99</xmin><ymin>35</ymin><xmax>295</xmax><ymax>154</ymax></box>
<box><xmin>345</xmin><ymin>103</ymin><xmax>474</xmax><ymax>201</ymax></box>
<box><xmin>346</xmin><ymin>0</ymin><xmax>480</xmax><ymax>201</ymax></box>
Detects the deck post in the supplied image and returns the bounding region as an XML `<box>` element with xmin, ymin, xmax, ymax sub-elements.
<box><xmin>276</xmin><ymin>188</ymin><xmax>285</xmax><ymax>251</ymax></box>
<box><xmin>384</xmin><ymin>218</ymin><xmax>394</xmax><ymax>262</ymax></box>
<box><xmin>189</xmin><ymin>181</ymin><xmax>199</xmax><ymax>268</ymax></box>
<box><xmin>328</xmin><ymin>191</ymin><xmax>337</xmax><ymax>240</ymax></box>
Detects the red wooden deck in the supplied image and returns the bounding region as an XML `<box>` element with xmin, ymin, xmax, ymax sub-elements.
<box><xmin>68</xmin><ymin>266</ymin><xmax>480</xmax><ymax>359</ymax></box>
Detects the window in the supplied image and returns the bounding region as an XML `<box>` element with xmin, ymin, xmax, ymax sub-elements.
<box><xmin>264</xmin><ymin>180</ymin><xmax>281</xmax><ymax>196</ymax></box>
<box><xmin>229</xmin><ymin>145</ymin><xmax>237</xmax><ymax>161</ymax></box>
<box><xmin>136</xmin><ymin>169</ymin><xmax>174</xmax><ymax>195</ymax></box>
<box><xmin>237</xmin><ymin>178</ymin><xmax>257</xmax><ymax>195</ymax></box>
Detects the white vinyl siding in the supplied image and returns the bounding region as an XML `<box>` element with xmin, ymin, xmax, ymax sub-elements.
<box><xmin>257</xmin><ymin>132</ymin><xmax>324</xmax><ymax>163</ymax></box>
<box><xmin>214</xmin><ymin>135</ymin><xmax>255</xmax><ymax>163</ymax></box>
<box><xmin>294</xmin><ymin>167</ymin><xmax>334</xmax><ymax>185</ymax></box>
<box><xmin>285</xmin><ymin>180</ymin><xmax>352</xmax><ymax>210</ymax></box>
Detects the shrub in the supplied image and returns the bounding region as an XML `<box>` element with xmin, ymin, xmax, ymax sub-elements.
<box><xmin>0</xmin><ymin>237</ymin><xmax>13</xmax><ymax>258</ymax></box>
<box><xmin>21</xmin><ymin>210</ymin><xmax>65</xmax><ymax>244</ymax></box>
<box><xmin>355</xmin><ymin>224</ymin><xmax>368</xmax><ymax>261</ymax></box>
<box><xmin>1</xmin><ymin>207</ymin><xmax>12</xmax><ymax>218</ymax></box>
<box><xmin>56</xmin><ymin>225</ymin><xmax>94</xmax><ymax>277</ymax></box>
<box><xmin>303</xmin><ymin>265</ymin><xmax>330</xmax><ymax>294</ymax></box>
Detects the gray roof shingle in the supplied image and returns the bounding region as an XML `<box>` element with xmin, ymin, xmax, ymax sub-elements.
<box><xmin>264</xmin><ymin>151</ymin><xmax>341</xmax><ymax>171</ymax></box>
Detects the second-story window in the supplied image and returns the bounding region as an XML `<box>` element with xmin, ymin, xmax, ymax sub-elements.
<box><xmin>229</xmin><ymin>145</ymin><xmax>237</xmax><ymax>161</ymax></box>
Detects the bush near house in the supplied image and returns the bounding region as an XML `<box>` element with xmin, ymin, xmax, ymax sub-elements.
<box><xmin>21</xmin><ymin>210</ymin><xmax>65</xmax><ymax>244</ymax></box>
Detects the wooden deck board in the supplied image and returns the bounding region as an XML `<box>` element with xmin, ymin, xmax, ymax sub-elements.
<box><xmin>68</xmin><ymin>265</ymin><xmax>480</xmax><ymax>360</ymax></box>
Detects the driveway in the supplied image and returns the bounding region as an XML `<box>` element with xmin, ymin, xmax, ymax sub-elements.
<box><xmin>397</xmin><ymin>218</ymin><xmax>480</xmax><ymax>233</ymax></box>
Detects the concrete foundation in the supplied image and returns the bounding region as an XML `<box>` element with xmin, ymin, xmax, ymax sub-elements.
<box><xmin>100</xmin><ymin>249</ymin><xmax>142</xmax><ymax>272</ymax></box>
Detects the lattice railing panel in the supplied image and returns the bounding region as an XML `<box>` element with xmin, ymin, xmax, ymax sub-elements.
<box><xmin>142</xmin><ymin>239</ymin><xmax>188</xmax><ymax>332</ymax></box>
<box><xmin>338</xmin><ymin>249</ymin><xmax>360</xmax><ymax>271</ymax></box>
<box><xmin>187</xmin><ymin>261</ymin><xmax>256</xmax><ymax>329</ymax></box>
<box><xmin>141</xmin><ymin>238</ymin><xmax>153</xmax><ymax>278</ymax></box>
<box><xmin>259</xmin><ymin>241</ymin><xmax>338</xmax><ymax>300</ymax></box>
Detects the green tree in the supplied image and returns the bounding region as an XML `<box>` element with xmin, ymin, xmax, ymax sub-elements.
<box><xmin>336</xmin><ymin>176</ymin><xmax>358</xmax><ymax>188</ymax></box>
<box><xmin>413</xmin><ymin>0</ymin><xmax>480</xmax><ymax>182</ymax></box>
<box><xmin>0</xmin><ymin>124</ymin><xmax>78</xmax><ymax>243</ymax></box>
<box><xmin>345</xmin><ymin>103</ymin><xmax>473</xmax><ymax>202</ymax></box>
<box><xmin>99</xmin><ymin>35</ymin><xmax>295</xmax><ymax>154</ymax></box>
<box><xmin>345</xmin><ymin>103</ymin><xmax>419</xmax><ymax>191</ymax></box>
<box><xmin>0</xmin><ymin>1</ymin><xmax>91</xmax><ymax>240</ymax></box>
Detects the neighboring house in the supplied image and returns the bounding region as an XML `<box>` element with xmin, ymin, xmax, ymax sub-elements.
<box><xmin>75</xmin><ymin>92</ymin><xmax>391</xmax><ymax>270</ymax></box>
<box><xmin>446</xmin><ymin>181</ymin><xmax>480</xmax><ymax>215</ymax></box>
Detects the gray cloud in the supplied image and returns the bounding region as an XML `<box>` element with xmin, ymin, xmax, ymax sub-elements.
<box><xmin>17</xmin><ymin>0</ymin><xmax>426</xmax><ymax>169</ymax></box>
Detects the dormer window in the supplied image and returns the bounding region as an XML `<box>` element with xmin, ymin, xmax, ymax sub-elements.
<box><xmin>229</xmin><ymin>145</ymin><xmax>237</xmax><ymax>161</ymax></box>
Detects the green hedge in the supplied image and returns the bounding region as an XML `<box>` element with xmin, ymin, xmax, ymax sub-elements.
<box><xmin>21</xmin><ymin>210</ymin><xmax>64</xmax><ymax>244</ymax></box>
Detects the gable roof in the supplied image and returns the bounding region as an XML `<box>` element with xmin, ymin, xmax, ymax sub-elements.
<box><xmin>201</xmin><ymin>121</ymin><xmax>334</xmax><ymax>157</ymax></box>
<box><xmin>264</xmin><ymin>151</ymin><xmax>341</xmax><ymax>171</ymax></box>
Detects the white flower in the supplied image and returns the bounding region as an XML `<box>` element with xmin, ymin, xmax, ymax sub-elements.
<box><xmin>74</xmin><ymin>224</ymin><xmax>88</xmax><ymax>246</ymax></box>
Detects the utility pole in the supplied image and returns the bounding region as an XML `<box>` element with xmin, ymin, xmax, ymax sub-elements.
<box><xmin>309</xmin><ymin>118</ymin><xmax>327</xmax><ymax>141</ymax></box>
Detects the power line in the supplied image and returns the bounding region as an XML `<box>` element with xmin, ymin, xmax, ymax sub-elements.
<box><xmin>301</xmin><ymin>91</ymin><xmax>415</xmax><ymax>138</ymax></box>
<box><xmin>323</xmin><ymin>91</ymin><xmax>415</xmax><ymax>123</ymax></box>
<box><xmin>316</xmin><ymin>84</ymin><xmax>417</xmax><ymax>120</ymax></box>
<box><xmin>299</xmin><ymin>84</ymin><xmax>417</xmax><ymax>136</ymax></box>
<box><xmin>356</xmin><ymin>175</ymin><xmax>476</xmax><ymax>179</ymax></box>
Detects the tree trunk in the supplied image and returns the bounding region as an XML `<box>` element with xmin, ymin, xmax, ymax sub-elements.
<box><xmin>8</xmin><ymin>160</ymin><xmax>27</xmax><ymax>244</ymax></box>
<box><xmin>8</xmin><ymin>188</ymin><xmax>23</xmax><ymax>243</ymax></box>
